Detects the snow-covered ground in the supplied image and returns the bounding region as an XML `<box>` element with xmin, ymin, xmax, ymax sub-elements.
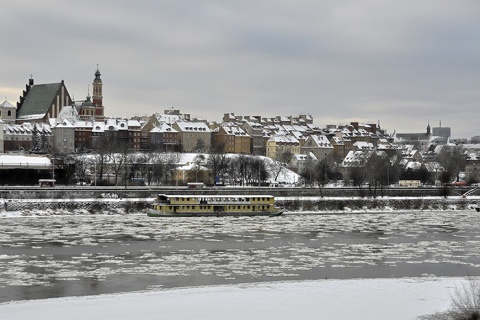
<box><xmin>0</xmin><ymin>277</ymin><xmax>467</xmax><ymax>320</ymax></box>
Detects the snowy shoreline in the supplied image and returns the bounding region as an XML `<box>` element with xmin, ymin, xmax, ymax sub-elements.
<box><xmin>0</xmin><ymin>195</ymin><xmax>478</xmax><ymax>216</ymax></box>
<box><xmin>0</xmin><ymin>276</ymin><xmax>470</xmax><ymax>320</ymax></box>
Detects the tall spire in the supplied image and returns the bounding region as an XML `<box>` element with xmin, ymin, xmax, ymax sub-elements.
<box><xmin>92</xmin><ymin>65</ymin><xmax>104</xmax><ymax>121</ymax></box>
<box><xmin>95</xmin><ymin>64</ymin><xmax>101</xmax><ymax>80</ymax></box>
<box><xmin>86</xmin><ymin>84</ymin><xmax>91</xmax><ymax>101</ymax></box>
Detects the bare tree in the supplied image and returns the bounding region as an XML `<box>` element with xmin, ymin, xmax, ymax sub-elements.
<box><xmin>192</xmin><ymin>154</ymin><xmax>206</xmax><ymax>182</ymax></box>
<box><xmin>109</xmin><ymin>153</ymin><xmax>125</xmax><ymax>186</ymax></box>
<box><xmin>141</xmin><ymin>152</ymin><xmax>159</xmax><ymax>185</ymax></box>
<box><xmin>207</xmin><ymin>148</ymin><xmax>230</xmax><ymax>185</ymax></box>
<box><xmin>74</xmin><ymin>154</ymin><xmax>91</xmax><ymax>184</ymax></box>
<box><xmin>159</xmin><ymin>152</ymin><xmax>180</xmax><ymax>185</ymax></box>
<box><xmin>234</xmin><ymin>154</ymin><xmax>249</xmax><ymax>185</ymax></box>
<box><xmin>300</xmin><ymin>157</ymin><xmax>316</xmax><ymax>187</ymax></box>
<box><xmin>314</xmin><ymin>159</ymin><xmax>329</xmax><ymax>196</ymax></box>
<box><xmin>94</xmin><ymin>152</ymin><xmax>108</xmax><ymax>184</ymax></box>
<box><xmin>126</xmin><ymin>153</ymin><xmax>147</xmax><ymax>185</ymax></box>
<box><xmin>250</xmin><ymin>156</ymin><xmax>269</xmax><ymax>186</ymax></box>
<box><xmin>419</xmin><ymin>278</ymin><xmax>480</xmax><ymax>320</ymax></box>
<box><xmin>364</xmin><ymin>153</ymin><xmax>390</xmax><ymax>197</ymax></box>
<box><xmin>436</xmin><ymin>145</ymin><xmax>466</xmax><ymax>183</ymax></box>
<box><xmin>348</xmin><ymin>166</ymin><xmax>367</xmax><ymax>197</ymax></box>
<box><xmin>52</xmin><ymin>153</ymin><xmax>76</xmax><ymax>185</ymax></box>
<box><xmin>269</xmin><ymin>159</ymin><xmax>288</xmax><ymax>183</ymax></box>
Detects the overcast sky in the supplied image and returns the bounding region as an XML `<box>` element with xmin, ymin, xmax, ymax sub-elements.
<box><xmin>1</xmin><ymin>0</ymin><xmax>479</xmax><ymax>138</ymax></box>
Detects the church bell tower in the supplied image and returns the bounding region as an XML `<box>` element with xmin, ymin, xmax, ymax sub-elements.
<box><xmin>92</xmin><ymin>65</ymin><xmax>104</xmax><ymax>120</ymax></box>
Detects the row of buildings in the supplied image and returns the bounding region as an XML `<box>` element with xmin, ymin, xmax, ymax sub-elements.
<box><xmin>2</xmin><ymin>67</ymin><xmax>479</xmax><ymax>185</ymax></box>
<box><xmin>0</xmin><ymin>67</ymin><xmax>394</xmax><ymax>163</ymax></box>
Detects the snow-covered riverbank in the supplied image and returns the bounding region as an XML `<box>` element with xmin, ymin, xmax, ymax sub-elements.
<box><xmin>1</xmin><ymin>195</ymin><xmax>477</xmax><ymax>216</ymax></box>
<box><xmin>0</xmin><ymin>277</ymin><xmax>468</xmax><ymax>320</ymax></box>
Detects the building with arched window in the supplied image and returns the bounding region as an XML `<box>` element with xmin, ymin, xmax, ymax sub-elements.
<box><xmin>0</xmin><ymin>100</ymin><xmax>17</xmax><ymax>124</ymax></box>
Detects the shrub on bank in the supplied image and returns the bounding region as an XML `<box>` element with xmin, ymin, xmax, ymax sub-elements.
<box><xmin>419</xmin><ymin>278</ymin><xmax>480</xmax><ymax>320</ymax></box>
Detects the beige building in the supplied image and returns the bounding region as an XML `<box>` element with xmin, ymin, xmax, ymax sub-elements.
<box><xmin>212</xmin><ymin>125</ymin><xmax>251</xmax><ymax>154</ymax></box>
<box><xmin>301</xmin><ymin>135</ymin><xmax>334</xmax><ymax>161</ymax></box>
<box><xmin>173</xmin><ymin>121</ymin><xmax>211</xmax><ymax>152</ymax></box>
<box><xmin>241</xmin><ymin>121</ymin><xmax>265</xmax><ymax>155</ymax></box>
<box><xmin>266</xmin><ymin>135</ymin><xmax>300</xmax><ymax>159</ymax></box>
<box><xmin>51</xmin><ymin>119</ymin><xmax>75</xmax><ymax>154</ymax></box>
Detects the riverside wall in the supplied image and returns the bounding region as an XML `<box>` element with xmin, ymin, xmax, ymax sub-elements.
<box><xmin>2</xmin><ymin>198</ymin><xmax>149</xmax><ymax>213</ymax></box>
<box><xmin>0</xmin><ymin>185</ymin><xmax>477</xmax><ymax>199</ymax></box>
<box><xmin>0</xmin><ymin>186</ymin><xmax>478</xmax><ymax>213</ymax></box>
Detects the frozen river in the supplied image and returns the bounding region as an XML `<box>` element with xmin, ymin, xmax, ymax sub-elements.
<box><xmin>0</xmin><ymin>210</ymin><xmax>479</xmax><ymax>302</ymax></box>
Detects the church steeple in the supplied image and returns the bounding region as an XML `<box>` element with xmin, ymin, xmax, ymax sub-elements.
<box><xmin>92</xmin><ymin>65</ymin><xmax>104</xmax><ymax>121</ymax></box>
<box><xmin>92</xmin><ymin>65</ymin><xmax>102</xmax><ymax>105</ymax></box>
<box><xmin>427</xmin><ymin>120</ymin><xmax>431</xmax><ymax>135</ymax></box>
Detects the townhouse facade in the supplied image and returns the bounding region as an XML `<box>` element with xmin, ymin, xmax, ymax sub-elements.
<box><xmin>212</xmin><ymin>124</ymin><xmax>251</xmax><ymax>154</ymax></box>
<box><xmin>51</xmin><ymin>119</ymin><xmax>75</xmax><ymax>154</ymax></box>
<box><xmin>173</xmin><ymin>121</ymin><xmax>211</xmax><ymax>152</ymax></box>
<box><xmin>301</xmin><ymin>135</ymin><xmax>334</xmax><ymax>161</ymax></box>
<box><xmin>149</xmin><ymin>123</ymin><xmax>179</xmax><ymax>152</ymax></box>
<box><xmin>266</xmin><ymin>135</ymin><xmax>300</xmax><ymax>159</ymax></box>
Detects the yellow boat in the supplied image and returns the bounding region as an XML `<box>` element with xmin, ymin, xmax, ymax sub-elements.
<box><xmin>148</xmin><ymin>194</ymin><xmax>284</xmax><ymax>217</ymax></box>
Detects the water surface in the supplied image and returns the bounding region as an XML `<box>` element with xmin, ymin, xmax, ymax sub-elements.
<box><xmin>0</xmin><ymin>210</ymin><xmax>479</xmax><ymax>302</ymax></box>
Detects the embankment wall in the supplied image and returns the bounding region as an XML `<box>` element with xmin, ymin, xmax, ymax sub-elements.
<box><xmin>2</xmin><ymin>196</ymin><xmax>477</xmax><ymax>214</ymax></box>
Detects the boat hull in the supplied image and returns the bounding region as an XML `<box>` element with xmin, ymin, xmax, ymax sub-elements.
<box><xmin>147</xmin><ymin>209</ymin><xmax>284</xmax><ymax>217</ymax></box>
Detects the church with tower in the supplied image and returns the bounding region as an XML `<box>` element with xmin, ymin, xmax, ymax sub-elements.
<box><xmin>16</xmin><ymin>66</ymin><xmax>105</xmax><ymax>123</ymax></box>
<box><xmin>76</xmin><ymin>67</ymin><xmax>105</xmax><ymax>121</ymax></box>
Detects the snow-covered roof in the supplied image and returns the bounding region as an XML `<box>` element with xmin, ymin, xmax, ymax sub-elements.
<box><xmin>74</xmin><ymin>120</ymin><xmax>94</xmax><ymax>129</ymax></box>
<box><xmin>353</xmin><ymin>141</ymin><xmax>375</xmax><ymax>150</ymax></box>
<box><xmin>308</xmin><ymin>135</ymin><xmax>333</xmax><ymax>148</ymax></box>
<box><xmin>56</xmin><ymin>105</ymin><xmax>80</xmax><ymax>125</ymax></box>
<box><xmin>340</xmin><ymin>150</ymin><xmax>374</xmax><ymax>167</ymax></box>
<box><xmin>5</xmin><ymin>122</ymin><xmax>51</xmax><ymax>135</ymax></box>
<box><xmin>0</xmin><ymin>154</ymin><xmax>51</xmax><ymax>168</ymax></box>
<box><xmin>175</xmin><ymin>121</ymin><xmax>211</xmax><ymax>132</ymax></box>
<box><xmin>0</xmin><ymin>100</ymin><xmax>16</xmax><ymax>109</ymax></box>
<box><xmin>289</xmin><ymin>131</ymin><xmax>304</xmax><ymax>140</ymax></box>
<box><xmin>293</xmin><ymin>152</ymin><xmax>318</xmax><ymax>161</ymax></box>
<box><xmin>268</xmin><ymin>135</ymin><xmax>299</xmax><ymax>144</ymax></box>
<box><xmin>127</xmin><ymin>120</ymin><xmax>141</xmax><ymax>128</ymax></box>
<box><xmin>223</xmin><ymin>126</ymin><xmax>247</xmax><ymax>136</ymax></box>
<box><xmin>92</xmin><ymin>121</ymin><xmax>105</xmax><ymax>133</ymax></box>
<box><xmin>150</xmin><ymin>123</ymin><xmax>178</xmax><ymax>133</ymax></box>
<box><xmin>243</xmin><ymin>121</ymin><xmax>263</xmax><ymax>130</ymax></box>
<box><xmin>155</xmin><ymin>113</ymin><xmax>182</xmax><ymax>124</ymax></box>
<box><xmin>54</xmin><ymin>119</ymin><xmax>74</xmax><ymax>128</ymax></box>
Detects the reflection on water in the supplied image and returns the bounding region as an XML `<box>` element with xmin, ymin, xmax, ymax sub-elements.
<box><xmin>0</xmin><ymin>210</ymin><xmax>479</xmax><ymax>302</ymax></box>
